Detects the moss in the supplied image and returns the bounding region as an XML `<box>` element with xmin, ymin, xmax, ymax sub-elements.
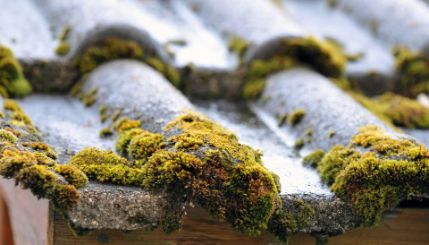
<box><xmin>352</xmin><ymin>92</ymin><xmax>429</xmax><ymax>129</ymax></box>
<box><xmin>268</xmin><ymin>199</ymin><xmax>315</xmax><ymax>242</ymax></box>
<box><xmin>328</xmin><ymin>130</ymin><xmax>336</xmax><ymax>138</ymax></box>
<box><xmin>302</xmin><ymin>149</ymin><xmax>325</xmax><ymax>168</ymax></box>
<box><xmin>277</xmin><ymin>113</ymin><xmax>288</xmax><ymax>127</ymax></box>
<box><xmin>0</xmin><ymin>129</ymin><xmax>17</xmax><ymax>144</ymax></box>
<box><xmin>393</xmin><ymin>46</ymin><xmax>429</xmax><ymax>97</ymax></box>
<box><xmin>80</xmin><ymin>88</ymin><xmax>97</xmax><ymax>107</ymax></box>
<box><xmin>71</xmin><ymin>111</ymin><xmax>278</xmax><ymax>235</ymax></box>
<box><xmin>287</xmin><ymin>109</ymin><xmax>305</xmax><ymax>126</ymax></box>
<box><xmin>228</xmin><ymin>36</ymin><xmax>249</xmax><ymax>61</ymax></box>
<box><xmin>145</xmin><ymin>57</ymin><xmax>180</xmax><ymax>88</ymax></box>
<box><xmin>23</xmin><ymin>141</ymin><xmax>57</xmax><ymax>159</ymax></box>
<box><xmin>55</xmin><ymin>42</ymin><xmax>70</xmax><ymax>56</ymax></box>
<box><xmin>243</xmin><ymin>36</ymin><xmax>346</xmax><ymax>99</ymax></box>
<box><xmin>58</xmin><ymin>26</ymin><xmax>71</xmax><ymax>41</ymax></box>
<box><xmin>114</xmin><ymin>117</ymin><xmax>141</xmax><ymax>133</ymax></box>
<box><xmin>55</xmin><ymin>165</ymin><xmax>88</xmax><ymax>188</ymax></box>
<box><xmin>4</xmin><ymin>99</ymin><xmax>33</xmax><ymax>126</ymax></box>
<box><xmin>74</xmin><ymin>38</ymin><xmax>144</xmax><ymax>74</ymax></box>
<box><xmin>294</xmin><ymin>138</ymin><xmax>305</xmax><ymax>150</ymax></box>
<box><xmin>346</xmin><ymin>52</ymin><xmax>364</xmax><ymax>62</ymax></box>
<box><xmin>314</xmin><ymin>125</ymin><xmax>429</xmax><ymax>225</ymax></box>
<box><xmin>68</xmin><ymin>147</ymin><xmax>144</xmax><ymax>186</ymax></box>
<box><xmin>271</xmin><ymin>172</ymin><xmax>282</xmax><ymax>194</ymax></box>
<box><xmin>0</xmin><ymin>46</ymin><xmax>32</xmax><ymax>97</ymax></box>
<box><xmin>99</xmin><ymin>105</ymin><xmax>109</xmax><ymax>123</ymax></box>
<box><xmin>99</xmin><ymin>128</ymin><xmax>113</xmax><ymax>138</ymax></box>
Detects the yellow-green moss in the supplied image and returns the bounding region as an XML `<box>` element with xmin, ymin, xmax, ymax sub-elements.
<box><xmin>288</xmin><ymin>109</ymin><xmax>305</xmax><ymax>126</ymax></box>
<box><xmin>145</xmin><ymin>57</ymin><xmax>180</xmax><ymax>88</ymax></box>
<box><xmin>0</xmin><ymin>129</ymin><xmax>17</xmax><ymax>144</ymax></box>
<box><xmin>228</xmin><ymin>36</ymin><xmax>249</xmax><ymax>61</ymax></box>
<box><xmin>4</xmin><ymin>99</ymin><xmax>33</xmax><ymax>126</ymax></box>
<box><xmin>393</xmin><ymin>46</ymin><xmax>429</xmax><ymax>97</ymax></box>
<box><xmin>55</xmin><ymin>164</ymin><xmax>88</xmax><ymax>188</ymax></box>
<box><xmin>70</xmin><ymin>111</ymin><xmax>279</xmax><ymax>235</ymax></box>
<box><xmin>277</xmin><ymin>113</ymin><xmax>288</xmax><ymax>127</ymax></box>
<box><xmin>22</xmin><ymin>141</ymin><xmax>57</xmax><ymax>159</ymax></box>
<box><xmin>302</xmin><ymin>149</ymin><xmax>325</xmax><ymax>168</ymax></box>
<box><xmin>74</xmin><ymin>38</ymin><xmax>144</xmax><ymax>74</ymax></box>
<box><xmin>352</xmin><ymin>92</ymin><xmax>429</xmax><ymax>129</ymax></box>
<box><xmin>55</xmin><ymin>42</ymin><xmax>70</xmax><ymax>56</ymax></box>
<box><xmin>268</xmin><ymin>199</ymin><xmax>315</xmax><ymax>243</ymax></box>
<box><xmin>80</xmin><ymin>88</ymin><xmax>97</xmax><ymax>107</ymax></box>
<box><xmin>314</xmin><ymin>125</ymin><xmax>429</xmax><ymax>225</ymax></box>
<box><xmin>114</xmin><ymin>117</ymin><xmax>141</xmax><ymax>133</ymax></box>
<box><xmin>0</xmin><ymin>46</ymin><xmax>32</xmax><ymax>97</ymax></box>
<box><xmin>99</xmin><ymin>105</ymin><xmax>109</xmax><ymax>123</ymax></box>
<box><xmin>243</xmin><ymin>36</ymin><xmax>346</xmax><ymax>99</ymax></box>
<box><xmin>68</xmin><ymin>147</ymin><xmax>144</xmax><ymax>186</ymax></box>
<box><xmin>99</xmin><ymin>128</ymin><xmax>113</xmax><ymax>138</ymax></box>
<box><xmin>294</xmin><ymin>138</ymin><xmax>305</xmax><ymax>150</ymax></box>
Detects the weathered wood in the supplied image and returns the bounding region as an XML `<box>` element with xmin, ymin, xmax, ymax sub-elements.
<box><xmin>0</xmin><ymin>196</ymin><xmax>13</xmax><ymax>245</ymax></box>
<box><xmin>0</xmin><ymin>178</ymin><xmax>52</xmax><ymax>245</ymax></box>
<box><xmin>53</xmin><ymin>207</ymin><xmax>429</xmax><ymax>245</ymax></box>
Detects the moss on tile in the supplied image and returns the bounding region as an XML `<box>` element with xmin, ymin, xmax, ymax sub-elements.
<box><xmin>68</xmin><ymin>110</ymin><xmax>279</xmax><ymax>236</ymax></box>
<box><xmin>302</xmin><ymin>149</ymin><xmax>325</xmax><ymax>168</ymax></box>
<box><xmin>288</xmin><ymin>109</ymin><xmax>305</xmax><ymax>126</ymax></box>
<box><xmin>393</xmin><ymin>46</ymin><xmax>429</xmax><ymax>97</ymax></box>
<box><xmin>0</xmin><ymin>45</ymin><xmax>32</xmax><ymax>97</ymax></box>
<box><xmin>312</xmin><ymin>125</ymin><xmax>429</xmax><ymax>225</ymax></box>
<box><xmin>243</xmin><ymin>36</ymin><xmax>346</xmax><ymax>99</ymax></box>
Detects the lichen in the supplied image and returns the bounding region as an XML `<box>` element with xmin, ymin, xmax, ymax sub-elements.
<box><xmin>302</xmin><ymin>149</ymin><xmax>325</xmax><ymax>168</ymax></box>
<box><xmin>287</xmin><ymin>109</ymin><xmax>305</xmax><ymax>126</ymax></box>
<box><xmin>242</xmin><ymin>36</ymin><xmax>346</xmax><ymax>99</ymax></box>
<box><xmin>0</xmin><ymin>45</ymin><xmax>32</xmax><ymax>97</ymax></box>
<box><xmin>313</xmin><ymin>125</ymin><xmax>429</xmax><ymax>225</ymax></box>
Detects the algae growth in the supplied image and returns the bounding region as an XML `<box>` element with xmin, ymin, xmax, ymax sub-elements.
<box><xmin>68</xmin><ymin>111</ymin><xmax>279</xmax><ymax>235</ymax></box>
<box><xmin>0</xmin><ymin>46</ymin><xmax>32</xmax><ymax>97</ymax></box>
<box><xmin>307</xmin><ymin>125</ymin><xmax>429</xmax><ymax>225</ymax></box>
<box><xmin>0</xmin><ymin>99</ymin><xmax>87</xmax><ymax>209</ymax></box>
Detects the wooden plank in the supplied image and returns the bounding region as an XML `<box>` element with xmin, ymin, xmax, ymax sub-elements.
<box><xmin>54</xmin><ymin>208</ymin><xmax>429</xmax><ymax>245</ymax></box>
<box><xmin>0</xmin><ymin>195</ymin><xmax>14</xmax><ymax>245</ymax></box>
<box><xmin>0</xmin><ymin>178</ymin><xmax>52</xmax><ymax>245</ymax></box>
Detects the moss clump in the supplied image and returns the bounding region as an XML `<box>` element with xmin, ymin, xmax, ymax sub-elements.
<box><xmin>4</xmin><ymin>99</ymin><xmax>33</xmax><ymax>126</ymax></box>
<box><xmin>99</xmin><ymin>128</ymin><xmax>113</xmax><ymax>138</ymax></box>
<box><xmin>70</xmin><ymin>111</ymin><xmax>279</xmax><ymax>235</ymax></box>
<box><xmin>393</xmin><ymin>46</ymin><xmax>429</xmax><ymax>97</ymax></box>
<box><xmin>73</xmin><ymin>38</ymin><xmax>180</xmax><ymax>87</ymax></box>
<box><xmin>302</xmin><ymin>149</ymin><xmax>325</xmax><ymax>168</ymax></box>
<box><xmin>68</xmin><ymin>147</ymin><xmax>144</xmax><ymax>186</ymax></box>
<box><xmin>0</xmin><ymin>129</ymin><xmax>17</xmax><ymax>144</ymax></box>
<box><xmin>287</xmin><ymin>109</ymin><xmax>305</xmax><ymax>126</ymax></box>
<box><xmin>277</xmin><ymin>113</ymin><xmax>288</xmax><ymax>127</ymax></box>
<box><xmin>243</xmin><ymin>36</ymin><xmax>346</xmax><ymax>99</ymax></box>
<box><xmin>114</xmin><ymin>117</ymin><xmax>141</xmax><ymax>133</ymax></box>
<box><xmin>0</xmin><ymin>46</ymin><xmax>32</xmax><ymax>97</ymax></box>
<box><xmin>74</xmin><ymin>38</ymin><xmax>144</xmax><ymax>74</ymax></box>
<box><xmin>55</xmin><ymin>42</ymin><xmax>70</xmax><ymax>56</ymax></box>
<box><xmin>22</xmin><ymin>141</ymin><xmax>57</xmax><ymax>159</ymax></box>
<box><xmin>80</xmin><ymin>88</ymin><xmax>97</xmax><ymax>107</ymax></box>
<box><xmin>268</xmin><ymin>199</ymin><xmax>315</xmax><ymax>243</ymax></box>
<box><xmin>293</xmin><ymin>138</ymin><xmax>305</xmax><ymax>150</ymax></box>
<box><xmin>228</xmin><ymin>36</ymin><xmax>249</xmax><ymax>61</ymax></box>
<box><xmin>54</xmin><ymin>165</ymin><xmax>88</xmax><ymax>188</ymax></box>
<box><xmin>314</xmin><ymin>125</ymin><xmax>429</xmax><ymax>225</ymax></box>
<box><xmin>352</xmin><ymin>92</ymin><xmax>429</xmax><ymax>129</ymax></box>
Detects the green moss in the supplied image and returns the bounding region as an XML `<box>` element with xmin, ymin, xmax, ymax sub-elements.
<box><xmin>99</xmin><ymin>105</ymin><xmax>109</xmax><ymax>123</ymax></box>
<box><xmin>228</xmin><ymin>36</ymin><xmax>249</xmax><ymax>61</ymax></box>
<box><xmin>114</xmin><ymin>117</ymin><xmax>141</xmax><ymax>133</ymax></box>
<box><xmin>70</xmin><ymin>111</ymin><xmax>279</xmax><ymax>235</ymax></box>
<box><xmin>4</xmin><ymin>99</ymin><xmax>33</xmax><ymax>126</ymax></box>
<box><xmin>271</xmin><ymin>172</ymin><xmax>281</xmax><ymax>193</ymax></box>
<box><xmin>314</xmin><ymin>125</ymin><xmax>429</xmax><ymax>225</ymax></box>
<box><xmin>287</xmin><ymin>109</ymin><xmax>305</xmax><ymax>126</ymax></box>
<box><xmin>145</xmin><ymin>57</ymin><xmax>181</xmax><ymax>88</ymax></box>
<box><xmin>268</xmin><ymin>199</ymin><xmax>315</xmax><ymax>242</ymax></box>
<box><xmin>55</xmin><ymin>42</ymin><xmax>70</xmax><ymax>56</ymax></box>
<box><xmin>55</xmin><ymin>164</ymin><xmax>88</xmax><ymax>188</ymax></box>
<box><xmin>352</xmin><ymin>92</ymin><xmax>429</xmax><ymax>129</ymax></box>
<box><xmin>277</xmin><ymin>113</ymin><xmax>288</xmax><ymax>127</ymax></box>
<box><xmin>243</xmin><ymin>36</ymin><xmax>346</xmax><ymax>99</ymax></box>
<box><xmin>99</xmin><ymin>128</ymin><xmax>113</xmax><ymax>138</ymax></box>
<box><xmin>294</xmin><ymin>138</ymin><xmax>305</xmax><ymax>150</ymax></box>
<box><xmin>23</xmin><ymin>141</ymin><xmax>57</xmax><ymax>159</ymax></box>
<box><xmin>0</xmin><ymin>129</ymin><xmax>17</xmax><ymax>144</ymax></box>
<box><xmin>393</xmin><ymin>46</ymin><xmax>429</xmax><ymax>97</ymax></box>
<box><xmin>302</xmin><ymin>149</ymin><xmax>325</xmax><ymax>168</ymax></box>
<box><xmin>80</xmin><ymin>88</ymin><xmax>97</xmax><ymax>107</ymax></box>
<box><xmin>74</xmin><ymin>38</ymin><xmax>144</xmax><ymax>74</ymax></box>
<box><xmin>0</xmin><ymin>46</ymin><xmax>32</xmax><ymax>97</ymax></box>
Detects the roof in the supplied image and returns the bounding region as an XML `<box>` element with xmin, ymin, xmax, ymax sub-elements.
<box><xmin>1</xmin><ymin>0</ymin><xmax>429</xmax><ymax>243</ymax></box>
